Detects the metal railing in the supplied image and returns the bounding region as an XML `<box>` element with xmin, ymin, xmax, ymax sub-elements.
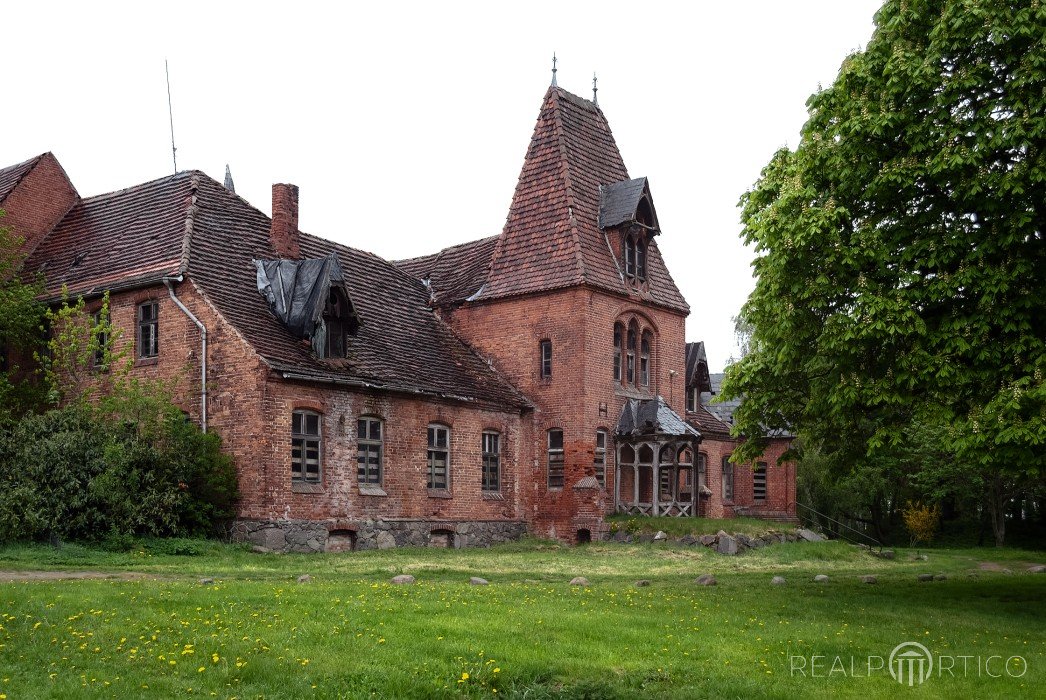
<box><xmin>794</xmin><ymin>502</ymin><xmax>883</xmax><ymax>553</ymax></box>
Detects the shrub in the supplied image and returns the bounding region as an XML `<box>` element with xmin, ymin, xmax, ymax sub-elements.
<box><xmin>902</xmin><ymin>501</ymin><xmax>941</xmax><ymax>549</ymax></box>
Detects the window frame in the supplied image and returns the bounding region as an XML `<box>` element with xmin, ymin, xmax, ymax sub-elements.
<box><xmin>626</xmin><ymin>327</ymin><xmax>637</xmax><ymax>384</ymax></box>
<box><xmin>613</xmin><ymin>325</ymin><xmax>622</xmax><ymax>381</ymax></box>
<box><xmin>721</xmin><ymin>456</ymin><xmax>734</xmax><ymax>501</ymax></box>
<box><xmin>547</xmin><ymin>428</ymin><xmax>564</xmax><ymax>489</ymax></box>
<box><xmin>323</xmin><ymin>287</ymin><xmax>350</xmax><ymax>359</ymax></box>
<box><xmin>137</xmin><ymin>300</ymin><xmax>159</xmax><ymax>359</ymax></box>
<box><xmin>427</xmin><ymin>424</ymin><xmax>451</xmax><ymax>491</ymax></box>
<box><xmin>594</xmin><ymin>430</ymin><xmax>607</xmax><ymax>487</ymax></box>
<box><xmin>640</xmin><ymin>333</ymin><xmax>651</xmax><ymax>386</ymax></box>
<box><xmin>481</xmin><ymin>431</ymin><xmax>501</xmax><ymax>493</ymax></box>
<box><xmin>291</xmin><ymin>410</ymin><xmax>322</xmax><ymax>484</ymax></box>
<box><xmin>753</xmin><ymin>461</ymin><xmax>767</xmax><ymax>502</ymax></box>
<box><xmin>540</xmin><ymin>339</ymin><xmax>552</xmax><ymax>379</ymax></box>
<box><xmin>356</xmin><ymin>416</ymin><xmax>383</xmax><ymax>485</ymax></box>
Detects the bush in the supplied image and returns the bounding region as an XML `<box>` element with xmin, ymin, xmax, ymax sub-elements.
<box><xmin>0</xmin><ymin>401</ymin><xmax>238</xmax><ymax>544</ymax></box>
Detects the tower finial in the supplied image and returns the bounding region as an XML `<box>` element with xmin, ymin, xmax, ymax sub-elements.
<box><xmin>592</xmin><ymin>72</ymin><xmax>598</xmax><ymax>105</ymax></box>
<box><xmin>224</xmin><ymin>164</ymin><xmax>235</xmax><ymax>193</ymax></box>
<box><xmin>551</xmin><ymin>52</ymin><xmax>558</xmax><ymax>87</ymax></box>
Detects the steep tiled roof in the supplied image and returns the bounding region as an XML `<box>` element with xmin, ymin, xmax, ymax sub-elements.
<box><xmin>394</xmin><ymin>235</ymin><xmax>498</xmax><ymax>306</ymax></box>
<box><xmin>183</xmin><ymin>175</ymin><xmax>528</xmax><ymax>409</ymax></box>
<box><xmin>25</xmin><ymin>172</ymin><xmax>191</xmax><ymax>297</ymax></box>
<box><xmin>702</xmin><ymin>373</ymin><xmax>793</xmax><ymax>439</ymax></box>
<box><xmin>469</xmin><ymin>87</ymin><xmax>688</xmax><ymax>313</ymax></box>
<box><xmin>19</xmin><ymin>162</ymin><xmax>528</xmax><ymax>410</ymax></box>
<box><xmin>0</xmin><ymin>154</ymin><xmax>45</xmax><ymax>203</ymax></box>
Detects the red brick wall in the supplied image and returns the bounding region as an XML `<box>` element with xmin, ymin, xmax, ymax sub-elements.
<box><xmin>2</xmin><ymin>154</ymin><xmax>78</xmax><ymax>258</ymax></box>
<box><xmin>251</xmin><ymin>382</ymin><xmax>525</xmax><ymax>524</ymax></box>
<box><xmin>444</xmin><ymin>285</ymin><xmax>688</xmax><ymax>538</ymax></box>
<box><xmin>696</xmin><ymin>436</ymin><xmax>796</xmax><ymax>519</ymax></box>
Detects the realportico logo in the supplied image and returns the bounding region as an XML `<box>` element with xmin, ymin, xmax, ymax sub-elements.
<box><xmin>790</xmin><ymin>641</ymin><xmax>1028</xmax><ymax>684</ymax></box>
<box><xmin>888</xmin><ymin>642</ymin><xmax>933</xmax><ymax>686</ymax></box>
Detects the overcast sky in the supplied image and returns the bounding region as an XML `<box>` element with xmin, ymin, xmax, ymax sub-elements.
<box><xmin>4</xmin><ymin>1</ymin><xmax>882</xmax><ymax>371</ymax></box>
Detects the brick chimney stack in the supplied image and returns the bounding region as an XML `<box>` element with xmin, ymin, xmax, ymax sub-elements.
<box><xmin>270</xmin><ymin>183</ymin><xmax>300</xmax><ymax>258</ymax></box>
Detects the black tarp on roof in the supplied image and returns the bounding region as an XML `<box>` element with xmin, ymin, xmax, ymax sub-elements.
<box><xmin>255</xmin><ymin>253</ymin><xmax>357</xmax><ymax>340</ymax></box>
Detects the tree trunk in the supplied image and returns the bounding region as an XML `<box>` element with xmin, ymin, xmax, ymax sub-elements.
<box><xmin>987</xmin><ymin>476</ymin><xmax>1009</xmax><ymax>548</ymax></box>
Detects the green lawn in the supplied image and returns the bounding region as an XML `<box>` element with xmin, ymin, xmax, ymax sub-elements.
<box><xmin>0</xmin><ymin>538</ymin><xmax>1043</xmax><ymax>698</ymax></box>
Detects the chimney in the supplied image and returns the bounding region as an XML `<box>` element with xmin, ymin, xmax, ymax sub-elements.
<box><xmin>270</xmin><ymin>183</ymin><xmax>300</xmax><ymax>258</ymax></box>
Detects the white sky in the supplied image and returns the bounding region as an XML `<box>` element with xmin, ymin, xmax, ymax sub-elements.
<box><xmin>3</xmin><ymin>1</ymin><xmax>881</xmax><ymax>372</ymax></box>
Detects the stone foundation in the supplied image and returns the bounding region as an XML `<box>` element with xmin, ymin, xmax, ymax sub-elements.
<box><xmin>230</xmin><ymin>518</ymin><xmax>528</xmax><ymax>553</ymax></box>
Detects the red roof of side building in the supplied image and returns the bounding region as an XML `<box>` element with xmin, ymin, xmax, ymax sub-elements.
<box><xmin>0</xmin><ymin>154</ymin><xmax>45</xmax><ymax>203</ymax></box>
<box><xmin>396</xmin><ymin>87</ymin><xmax>689</xmax><ymax>313</ymax></box>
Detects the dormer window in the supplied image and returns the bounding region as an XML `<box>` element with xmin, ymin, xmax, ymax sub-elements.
<box><xmin>323</xmin><ymin>287</ymin><xmax>350</xmax><ymax>359</ymax></box>
<box><xmin>623</xmin><ymin>232</ymin><xmax>647</xmax><ymax>284</ymax></box>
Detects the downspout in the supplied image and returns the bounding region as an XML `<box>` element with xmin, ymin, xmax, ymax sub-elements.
<box><xmin>163</xmin><ymin>275</ymin><xmax>207</xmax><ymax>433</ymax></box>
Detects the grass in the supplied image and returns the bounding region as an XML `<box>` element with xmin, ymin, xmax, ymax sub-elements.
<box><xmin>604</xmin><ymin>515</ymin><xmax>780</xmax><ymax>538</ymax></box>
<box><xmin>0</xmin><ymin>538</ymin><xmax>1043</xmax><ymax>698</ymax></box>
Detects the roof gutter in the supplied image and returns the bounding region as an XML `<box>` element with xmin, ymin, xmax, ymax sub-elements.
<box><xmin>163</xmin><ymin>275</ymin><xmax>207</xmax><ymax>433</ymax></box>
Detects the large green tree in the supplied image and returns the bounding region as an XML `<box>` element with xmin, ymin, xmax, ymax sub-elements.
<box><xmin>0</xmin><ymin>211</ymin><xmax>46</xmax><ymax>421</ymax></box>
<box><xmin>723</xmin><ymin>0</ymin><xmax>1045</xmax><ymax>545</ymax></box>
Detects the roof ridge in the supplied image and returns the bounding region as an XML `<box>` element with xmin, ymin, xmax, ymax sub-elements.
<box><xmin>77</xmin><ymin>169</ymin><xmax>195</xmax><ymax>204</ymax></box>
<box><xmin>549</xmin><ymin>89</ymin><xmax>589</xmax><ymax>285</ymax></box>
<box><xmin>178</xmin><ymin>174</ymin><xmax>201</xmax><ymax>274</ymax></box>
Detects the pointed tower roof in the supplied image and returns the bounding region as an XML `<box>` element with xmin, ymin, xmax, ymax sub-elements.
<box><xmin>476</xmin><ymin>86</ymin><xmax>688</xmax><ymax>312</ymax></box>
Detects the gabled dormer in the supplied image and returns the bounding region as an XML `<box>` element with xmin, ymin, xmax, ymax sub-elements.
<box><xmin>599</xmin><ymin>177</ymin><xmax>661</xmax><ymax>290</ymax></box>
<box><xmin>254</xmin><ymin>253</ymin><xmax>360</xmax><ymax>360</ymax></box>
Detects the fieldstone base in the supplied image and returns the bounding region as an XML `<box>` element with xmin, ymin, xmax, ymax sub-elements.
<box><xmin>230</xmin><ymin>519</ymin><xmax>527</xmax><ymax>553</ymax></box>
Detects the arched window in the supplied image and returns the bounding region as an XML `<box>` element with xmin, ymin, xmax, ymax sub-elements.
<box><xmin>626</xmin><ymin>325</ymin><xmax>637</xmax><ymax>384</ymax></box>
<box><xmin>427</xmin><ymin>424</ymin><xmax>450</xmax><ymax>490</ymax></box>
<box><xmin>722</xmin><ymin>456</ymin><xmax>734</xmax><ymax>501</ymax></box>
<box><xmin>636</xmin><ymin>238</ymin><xmax>647</xmax><ymax>281</ymax></box>
<box><xmin>291</xmin><ymin>410</ymin><xmax>321</xmax><ymax>483</ymax></box>
<box><xmin>640</xmin><ymin>332</ymin><xmax>652</xmax><ymax>386</ymax></box>
<box><xmin>619</xmin><ymin>443</ymin><xmax>636</xmax><ymax>466</ymax></box>
<box><xmin>357</xmin><ymin>416</ymin><xmax>383</xmax><ymax>485</ymax></box>
<box><xmin>613</xmin><ymin>324</ymin><xmax>623</xmax><ymax>381</ymax></box>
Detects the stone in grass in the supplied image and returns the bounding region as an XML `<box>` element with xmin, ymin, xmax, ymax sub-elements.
<box><xmin>198</xmin><ymin>577</ymin><xmax>215</xmax><ymax>585</ymax></box>
<box><xmin>470</xmin><ymin>577</ymin><xmax>489</xmax><ymax>586</ymax></box>
<box><xmin>771</xmin><ymin>576</ymin><xmax>786</xmax><ymax>586</ymax></box>
<box><xmin>391</xmin><ymin>574</ymin><xmax>416</xmax><ymax>585</ymax></box>
<box><xmin>716</xmin><ymin>531</ymin><xmax>738</xmax><ymax>556</ymax></box>
<box><xmin>1028</xmin><ymin>565</ymin><xmax>1046</xmax><ymax>574</ymax></box>
<box><xmin>918</xmin><ymin>573</ymin><xmax>935</xmax><ymax>582</ymax></box>
<box><xmin>694</xmin><ymin>574</ymin><xmax>717</xmax><ymax>586</ymax></box>
<box><xmin>860</xmin><ymin>575</ymin><xmax>877</xmax><ymax>584</ymax></box>
<box><xmin>635</xmin><ymin>579</ymin><xmax>651</xmax><ymax>587</ymax></box>
<box><xmin>813</xmin><ymin>574</ymin><xmax>829</xmax><ymax>583</ymax></box>
<box><xmin>879</xmin><ymin>550</ymin><xmax>896</xmax><ymax>560</ymax></box>
<box><xmin>797</xmin><ymin>528</ymin><xmax>824</xmax><ymax>542</ymax></box>
<box><xmin>653</xmin><ymin>530</ymin><xmax>668</xmax><ymax>541</ymax></box>
<box><xmin>297</xmin><ymin>574</ymin><xmax>312</xmax><ymax>583</ymax></box>
<box><xmin>933</xmin><ymin>573</ymin><xmax>947</xmax><ymax>581</ymax></box>
<box><xmin>570</xmin><ymin>576</ymin><xmax>590</xmax><ymax>587</ymax></box>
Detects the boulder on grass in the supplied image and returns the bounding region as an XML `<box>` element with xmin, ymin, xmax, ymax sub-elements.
<box><xmin>860</xmin><ymin>575</ymin><xmax>877</xmax><ymax>584</ymax></box>
<box><xmin>391</xmin><ymin>574</ymin><xmax>415</xmax><ymax>585</ymax></box>
<box><xmin>716</xmin><ymin>531</ymin><xmax>738</xmax><ymax>556</ymax></box>
<box><xmin>771</xmin><ymin>576</ymin><xmax>786</xmax><ymax>586</ymax></box>
<box><xmin>570</xmin><ymin>576</ymin><xmax>590</xmax><ymax>587</ymax></box>
<box><xmin>813</xmin><ymin>574</ymin><xmax>829</xmax><ymax>583</ymax></box>
<box><xmin>797</xmin><ymin>528</ymin><xmax>824</xmax><ymax>542</ymax></box>
<box><xmin>694</xmin><ymin>574</ymin><xmax>717</xmax><ymax>586</ymax></box>
<box><xmin>917</xmin><ymin>573</ymin><xmax>934</xmax><ymax>582</ymax></box>
<box><xmin>297</xmin><ymin>574</ymin><xmax>312</xmax><ymax>584</ymax></box>
<box><xmin>469</xmin><ymin>577</ymin><xmax>489</xmax><ymax>586</ymax></box>
<box><xmin>635</xmin><ymin>580</ymin><xmax>651</xmax><ymax>587</ymax></box>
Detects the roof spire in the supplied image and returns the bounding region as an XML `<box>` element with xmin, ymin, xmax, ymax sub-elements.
<box><xmin>592</xmin><ymin>72</ymin><xmax>598</xmax><ymax>105</ymax></box>
<box><xmin>551</xmin><ymin>52</ymin><xmax>558</xmax><ymax>86</ymax></box>
<box><xmin>224</xmin><ymin>164</ymin><xmax>235</xmax><ymax>193</ymax></box>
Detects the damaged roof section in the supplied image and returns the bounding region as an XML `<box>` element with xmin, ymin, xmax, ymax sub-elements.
<box><xmin>685</xmin><ymin>341</ymin><xmax>712</xmax><ymax>394</ymax></box>
<box><xmin>599</xmin><ymin>177</ymin><xmax>658</xmax><ymax>231</ymax></box>
<box><xmin>616</xmin><ymin>397</ymin><xmax>701</xmax><ymax>440</ymax></box>
<box><xmin>255</xmin><ymin>253</ymin><xmax>358</xmax><ymax>340</ymax></box>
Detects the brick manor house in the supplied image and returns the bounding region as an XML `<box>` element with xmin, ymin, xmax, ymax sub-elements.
<box><xmin>1</xmin><ymin>83</ymin><xmax>796</xmax><ymax>551</ymax></box>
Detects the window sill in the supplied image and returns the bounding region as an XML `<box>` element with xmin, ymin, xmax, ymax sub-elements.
<box><xmin>135</xmin><ymin>356</ymin><xmax>159</xmax><ymax>367</ymax></box>
<box><xmin>481</xmin><ymin>492</ymin><xmax>504</xmax><ymax>501</ymax></box>
<box><xmin>427</xmin><ymin>489</ymin><xmax>453</xmax><ymax>499</ymax></box>
<box><xmin>292</xmin><ymin>482</ymin><xmax>324</xmax><ymax>494</ymax></box>
<box><xmin>358</xmin><ymin>484</ymin><xmax>387</xmax><ymax>497</ymax></box>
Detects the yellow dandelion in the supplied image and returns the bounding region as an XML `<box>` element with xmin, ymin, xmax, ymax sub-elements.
<box><xmin>212</xmin><ymin>653</ymin><xmax>219</xmax><ymax>663</ymax></box>
<box><xmin>198</xmin><ymin>666</ymin><xmax>205</xmax><ymax>673</ymax></box>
